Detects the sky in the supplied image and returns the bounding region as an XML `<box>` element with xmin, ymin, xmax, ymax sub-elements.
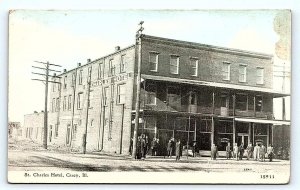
<box><xmin>8</xmin><ymin>10</ymin><xmax>291</xmax><ymax>124</ymax></box>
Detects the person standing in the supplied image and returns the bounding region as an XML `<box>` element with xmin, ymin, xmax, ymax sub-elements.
<box><xmin>267</xmin><ymin>144</ymin><xmax>274</xmax><ymax>162</ymax></box>
<box><xmin>211</xmin><ymin>144</ymin><xmax>218</xmax><ymax>160</ymax></box>
<box><xmin>239</xmin><ymin>143</ymin><xmax>245</xmax><ymax>160</ymax></box>
<box><xmin>175</xmin><ymin>139</ymin><xmax>182</xmax><ymax>161</ymax></box>
<box><xmin>136</xmin><ymin>136</ymin><xmax>142</xmax><ymax>160</ymax></box>
<box><xmin>259</xmin><ymin>143</ymin><xmax>266</xmax><ymax>162</ymax></box>
<box><xmin>151</xmin><ymin>138</ymin><xmax>157</xmax><ymax>156</ymax></box>
<box><xmin>253</xmin><ymin>142</ymin><xmax>260</xmax><ymax>161</ymax></box>
<box><xmin>233</xmin><ymin>143</ymin><xmax>239</xmax><ymax>161</ymax></box>
<box><xmin>226</xmin><ymin>142</ymin><xmax>231</xmax><ymax>159</ymax></box>
<box><xmin>246</xmin><ymin>143</ymin><xmax>253</xmax><ymax>160</ymax></box>
<box><xmin>140</xmin><ymin>136</ymin><xmax>146</xmax><ymax>160</ymax></box>
<box><xmin>167</xmin><ymin>139</ymin><xmax>173</xmax><ymax>158</ymax></box>
<box><xmin>192</xmin><ymin>141</ymin><xmax>197</xmax><ymax>157</ymax></box>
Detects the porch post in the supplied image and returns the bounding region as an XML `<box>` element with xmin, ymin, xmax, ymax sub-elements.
<box><xmin>233</xmin><ymin>119</ymin><xmax>236</xmax><ymax>145</ymax></box>
<box><xmin>211</xmin><ymin>117</ymin><xmax>214</xmax><ymax>145</ymax></box>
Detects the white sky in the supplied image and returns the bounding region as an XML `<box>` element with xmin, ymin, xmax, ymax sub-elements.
<box><xmin>8</xmin><ymin>10</ymin><xmax>291</xmax><ymax>124</ymax></box>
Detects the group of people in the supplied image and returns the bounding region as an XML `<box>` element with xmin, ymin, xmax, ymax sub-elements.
<box><xmin>129</xmin><ymin>135</ymin><xmax>184</xmax><ymax>161</ymax></box>
<box><xmin>216</xmin><ymin>142</ymin><xmax>274</xmax><ymax>162</ymax></box>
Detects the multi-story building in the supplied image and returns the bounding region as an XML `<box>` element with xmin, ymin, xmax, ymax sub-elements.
<box><xmin>24</xmin><ymin>34</ymin><xmax>290</xmax><ymax>157</ymax></box>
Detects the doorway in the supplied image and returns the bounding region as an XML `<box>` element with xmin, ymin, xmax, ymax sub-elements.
<box><xmin>237</xmin><ymin>133</ymin><xmax>249</xmax><ymax>148</ymax></box>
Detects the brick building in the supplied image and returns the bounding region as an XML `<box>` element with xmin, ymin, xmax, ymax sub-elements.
<box><xmin>24</xmin><ymin>34</ymin><xmax>290</xmax><ymax>156</ymax></box>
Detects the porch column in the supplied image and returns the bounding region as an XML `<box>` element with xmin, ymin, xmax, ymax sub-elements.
<box><xmin>253</xmin><ymin>95</ymin><xmax>256</xmax><ymax>117</ymax></box>
<box><xmin>248</xmin><ymin>123</ymin><xmax>251</xmax><ymax>145</ymax></box>
<box><xmin>211</xmin><ymin>117</ymin><xmax>214</xmax><ymax>144</ymax></box>
<box><xmin>252</xmin><ymin>123</ymin><xmax>255</xmax><ymax>145</ymax></box>
<box><xmin>233</xmin><ymin>119</ymin><xmax>236</xmax><ymax>145</ymax></box>
<box><xmin>212</xmin><ymin>90</ymin><xmax>215</xmax><ymax>114</ymax></box>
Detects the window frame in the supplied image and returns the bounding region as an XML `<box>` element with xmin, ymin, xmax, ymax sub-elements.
<box><xmin>145</xmin><ymin>83</ymin><xmax>157</xmax><ymax>105</ymax></box>
<box><xmin>120</xmin><ymin>55</ymin><xmax>126</xmax><ymax>73</ymax></box>
<box><xmin>78</xmin><ymin>70</ymin><xmax>83</xmax><ymax>85</ymax></box>
<box><xmin>190</xmin><ymin>58</ymin><xmax>199</xmax><ymax>77</ymax></box>
<box><xmin>238</xmin><ymin>64</ymin><xmax>247</xmax><ymax>83</ymax></box>
<box><xmin>222</xmin><ymin>62</ymin><xmax>231</xmax><ymax>81</ymax></box>
<box><xmin>68</xmin><ymin>95</ymin><xmax>72</xmax><ymax>110</ymax></box>
<box><xmin>170</xmin><ymin>55</ymin><xmax>180</xmax><ymax>74</ymax></box>
<box><xmin>117</xmin><ymin>84</ymin><xmax>126</xmax><ymax>104</ymax></box>
<box><xmin>109</xmin><ymin>59</ymin><xmax>115</xmax><ymax>76</ymax></box>
<box><xmin>256</xmin><ymin>67</ymin><xmax>264</xmax><ymax>85</ymax></box>
<box><xmin>77</xmin><ymin>92</ymin><xmax>83</xmax><ymax>110</ymax></box>
<box><xmin>235</xmin><ymin>93</ymin><xmax>248</xmax><ymax>111</ymax></box>
<box><xmin>149</xmin><ymin>52</ymin><xmax>159</xmax><ymax>72</ymax></box>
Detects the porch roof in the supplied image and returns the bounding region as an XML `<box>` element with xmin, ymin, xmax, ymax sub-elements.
<box><xmin>235</xmin><ymin>118</ymin><xmax>290</xmax><ymax>125</ymax></box>
<box><xmin>141</xmin><ymin>74</ymin><xmax>289</xmax><ymax>98</ymax></box>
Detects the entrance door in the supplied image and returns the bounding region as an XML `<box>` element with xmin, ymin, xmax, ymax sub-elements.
<box><xmin>237</xmin><ymin>133</ymin><xmax>249</xmax><ymax>148</ymax></box>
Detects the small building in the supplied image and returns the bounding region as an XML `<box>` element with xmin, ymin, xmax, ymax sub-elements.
<box><xmin>8</xmin><ymin>121</ymin><xmax>22</xmax><ymax>139</ymax></box>
<box><xmin>24</xmin><ymin>34</ymin><xmax>290</xmax><ymax>157</ymax></box>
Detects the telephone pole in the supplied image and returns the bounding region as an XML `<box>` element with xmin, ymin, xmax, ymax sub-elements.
<box><xmin>83</xmin><ymin>66</ymin><xmax>92</xmax><ymax>154</ymax></box>
<box><xmin>132</xmin><ymin>21</ymin><xmax>144</xmax><ymax>158</ymax></box>
<box><xmin>31</xmin><ymin>61</ymin><xmax>62</xmax><ymax>149</ymax></box>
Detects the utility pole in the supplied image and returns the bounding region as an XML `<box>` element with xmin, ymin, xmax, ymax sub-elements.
<box><xmin>132</xmin><ymin>21</ymin><xmax>144</xmax><ymax>159</ymax></box>
<box><xmin>83</xmin><ymin>66</ymin><xmax>92</xmax><ymax>154</ymax></box>
<box><xmin>31</xmin><ymin>61</ymin><xmax>62</xmax><ymax>149</ymax></box>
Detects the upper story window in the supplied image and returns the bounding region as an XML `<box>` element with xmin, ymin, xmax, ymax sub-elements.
<box><xmin>68</xmin><ymin>95</ymin><xmax>72</xmax><ymax>110</ymax></box>
<box><xmin>239</xmin><ymin>64</ymin><xmax>247</xmax><ymax>82</ymax></box>
<box><xmin>72</xmin><ymin>72</ymin><xmax>75</xmax><ymax>87</ymax></box>
<box><xmin>222</xmin><ymin>62</ymin><xmax>231</xmax><ymax>81</ymax></box>
<box><xmin>87</xmin><ymin>67</ymin><xmax>92</xmax><ymax>82</ymax></box>
<box><xmin>190</xmin><ymin>58</ymin><xmax>198</xmax><ymax>77</ymax></box>
<box><xmin>167</xmin><ymin>86</ymin><xmax>181</xmax><ymax>106</ymax></box>
<box><xmin>77</xmin><ymin>92</ymin><xmax>83</xmax><ymax>109</ymax></box>
<box><xmin>78</xmin><ymin>70</ymin><xmax>83</xmax><ymax>85</ymax></box>
<box><xmin>149</xmin><ymin>52</ymin><xmax>158</xmax><ymax>72</ymax></box>
<box><xmin>63</xmin><ymin>96</ymin><xmax>67</xmax><ymax>111</ymax></box>
<box><xmin>63</xmin><ymin>75</ymin><xmax>67</xmax><ymax>89</ymax></box>
<box><xmin>146</xmin><ymin>83</ymin><xmax>156</xmax><ymax>105</ymax></box>
<box><xmin>236</xmin><ymin>93</ymin><xmax>248</xmax><ymax>111</ymax></box>
<box><xmin>120</xmin><ymin>55</ymin><xmax>126</xmax><ymax>73</ymax></box>
<box><xmin>109</xmin><ymin>59</ymin><xmax>115</xmax><ymax>76</ymax></box>
<box><xmin>52</xmin><ymin>80</ymin><xmax>56</xmax><ymax>92</ymax></box>
<box><xmin>117</xmin><ymin>84</ymin><xmax>126</xmax><ymax>104</ymax></box>
<box><xmin>98</xmin><ymin>63</ymin><xmax>103</xmax><ymax>79</ymax></box>
<box><xmin>255</xmin><ymin>95</ymin><xmax>263</xmax><ymax>112</ymax></box>
<box><xmin>52</xmin><ymin>98</ymin><xmax>56</xmax><ymax>112</ymax></box>
<box><xmin>256</xmin><ymin>67</ymin><xmax>264</xmax><ymax>84</ymax></box>
<box><xmin>170</xmin><ymin>55</ymin><xmax>179</xmax><ymax>74</ymax></box>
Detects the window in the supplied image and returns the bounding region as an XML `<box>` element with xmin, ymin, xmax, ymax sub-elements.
<box><xmin>109</xmin><ymin>59</ymin><xmax>115</xmax><ymax>76</ymax></box>
<box><xmin>117</xmin><ymin>84</ymin><xmax>126</xmax><ymax>104</ymax></box>
<box><xmin>255</xmin><ymin>95</ymin><xmax>263</xmax><ymax>112</ymax></box>
<box><xmin>170</xmin><ymin>56</ymin><xmax>179</xmax><ymax>74</ymax></box>
<box><xmin>239</xmin><ymin>64</ymin><xmax>247</xmax><ymax>82</ymax></box>
<box><xmin>190</xmin><ymin>91</ymin><xmax>197</xmax><ymax>105</ymax></box>
<box><xmin>78</xmin><ymin>70</ymin><xmax>83</xmax><ymax>85</ymax></box>
<box><xmin>64</xmin><ymin>75</ymin><xmax>67</xmax><ymax>89</ymax></box>
<box><xmin>146</xmin><ymin>83</ymin><xmax>156</xmax><ymax>105</ymax></box>
<box><xmin>222</xmin><ymin>62</ymin><xmax>231</xmax><ymax>80</ymax></box>
<box><xmin>104</xmin><ymin>87</ymin><xmax>108</xmax><ymax>106</ymax></box>
<box><xmin>199</xmin><ymin>119</ymin><xmax>212</xmax><ymax>132</ymax></box>
<box><xmin>144</xmin><ymin>116</ymin><xmax>156</xmax><ymax>129</ymax></box>
<box><xmin>90</xmin><ymin>119</ymin><xmax>94</xmax><ymax>127</ymax></box>
<box><xmin>120</xmin><ymin>55</ymin><xmax>126</xmax><ymax>73</ymax></box>
<box><xmin>167</xmin><ymin>86</ymin><xmax>181</xmax><ymax>108</ymax></box>
<box><xmin>256</xmin><ymin>67</ymin><xmax>264</xmax><ymax>84</ymax></box>
<box><xmin>68</xmin><ymin>95</ymin><xmax>72</xmax><ymax>110</ymax></box>
<box><xmin>88</xmin><ymin>67</ymin><xmax>92</xmax><ymax>80</ymax></box>
<box><xmin>52</xmin><ymin>82</ymin><xmax>56</xmax><ymax>92</ymax></box>
<box><xmin>219</xmin><ymin>121</ymin><xmax>233</xmax><ymax>133</ymax></box>
<box><xmin>55</xmin><ymin>124</ymin><xmax>59</xmax><ymax>138</ymax></box>
<box><xmin>89</xmin><ymin>90</ymin><xmax>93</xmax><ymax>108</ymax></box>
<box><xmin>149</xmin><ymin>52</ymin><xmax>158</xmax><ymax>72</ymax></box>
<box><xmin>63</xmin><ymin>96</ymin><xmax>67</xmax><ymax>111</ymax></box>
<box><xmin>56</xmin><ymin>98</ymin><xmax>60</xmax><ymax>111</ymax></box>
<box><xmin>98</xmin><ymin>63</ymin><xmax>103</xmax><ymax>79</ymax></box>
<box><xmin>52</xmin><ymin>98</ymin><xmax>56</xmax><ymax>112</ymax></box>
<box><xmin>190</xmin><ymin>58</ymin><xmax>198</xmax><ymax>76</ymax></box>
<box><xmin>72</xmin><ymin>72</ymin><xmax>76</xmax><ymax>87</ymax></box>
<box><xmin>236</xmin><ymin>94</ymin><xmax>248</xmax><ymax>111</ymax></box>
<box><xmin>77</xmin><ymin>93</ymin><xmax>83</xmax><ymax>109</ymax></box>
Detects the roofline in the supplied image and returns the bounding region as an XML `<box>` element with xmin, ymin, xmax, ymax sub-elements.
<box><xmin>58</xmin><ymin>44</ymin><xmax>135</xmax><ymax>76</ymax></box>
<box><xmin>141</xmin><ymin>34</ymin><xmax>273</xmax><ymax>60</ymax></box>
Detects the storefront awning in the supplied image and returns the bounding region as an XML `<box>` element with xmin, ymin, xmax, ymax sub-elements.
<box><xmin>141</xmin><ymin>74</ymin><xmax>290</xmax><ymax>97</ymax></box>
<box><xmin>234</xmin><ymin>118</ymin><xmax>290</xmax><ymax>125</ymax></box>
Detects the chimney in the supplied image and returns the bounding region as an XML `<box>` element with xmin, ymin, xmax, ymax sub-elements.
<box><xmin>78</xmin><ymin>62</ymin><xmax>81</xmax><ymax>67</ymax></box>
<box><xmin>63</xmin><ymin>69</ymin><xmax>67</xmax><ymax>73</ymax></box>
<box><xmin>87</xmin><ymin>58</ymin><xmax>91</xmax><ymax>63</ymax></box>
<box><xmin>115</xmin><ymin>46</ymin><xmax>120</xmax><ymax>52</ymax></box>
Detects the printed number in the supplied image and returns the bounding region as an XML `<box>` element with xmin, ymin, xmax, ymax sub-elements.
<box><xmin>261</xmin><ymin>174</ymin><xmax>275</xmax><ymax>179</ymax></box>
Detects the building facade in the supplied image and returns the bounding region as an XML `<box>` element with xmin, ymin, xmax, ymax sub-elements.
<box><xmin>23</xmin><ymin>35</ymin><xmax>290</xmax><ymax>157</ymax></box>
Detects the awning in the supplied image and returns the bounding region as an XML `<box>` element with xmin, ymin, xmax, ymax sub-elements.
<box><xmin>234</xmin><ymin>118</ymin><xmax>290</xmax><ymax>125</ymax></box>
<box><xmin>142</xmin><ymin>74</ymin><xmax>290</xmax><ymax>97</ymax></box>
